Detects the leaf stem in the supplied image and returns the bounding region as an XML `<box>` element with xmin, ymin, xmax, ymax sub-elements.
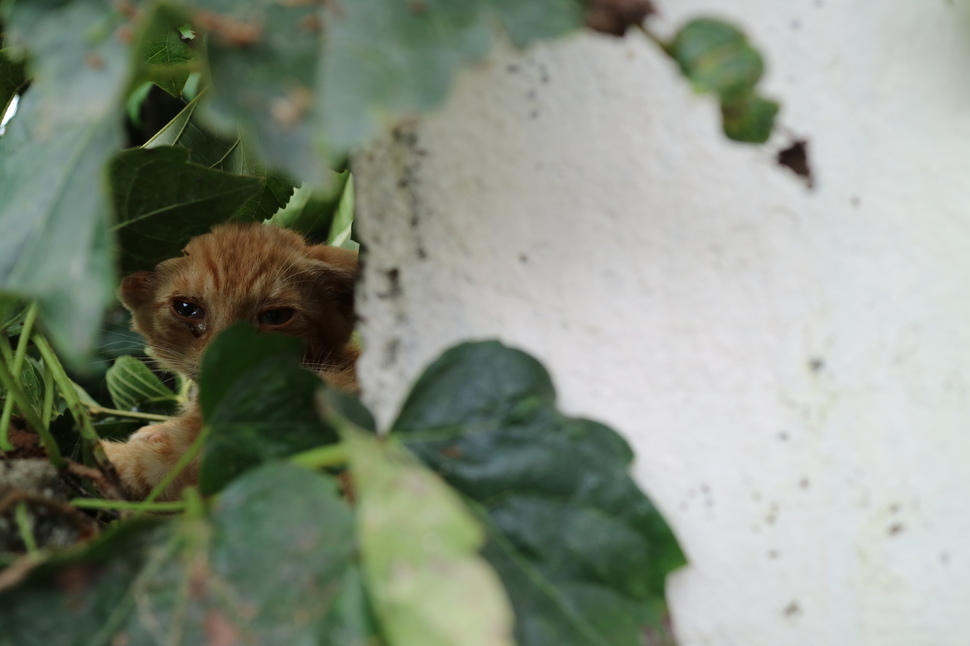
<box><xmin>14</xmin><ymin>502</ymin><xmax>39</xmax><ymax>554</ymax></box>
<box><xmin>0</xmin><ymin>336</ymin><xmax>61</xmax><ymax>465</ymax></box>
<box><xmin>32</xmin><ymin>333</ymin><xmax>101</xmax><ymax>451</ymax></box>
<box><xmin>70</xmin><ymin>498</ymin><xmax>186</xmax><ymax>513</ymax></box>
<box><xmin>82</xmin><ymin>402</ymin><xmax>170</xmax><ymax>422</ymax></box>
<box><xmin>0</xmin><ymin>304</ymin><xmax>38</xmax><ymax>450</ymax></box>
<box><xmin>290</xmin><ymin>443</ymin><xmax>348</xmax><ymax>470</ymax></box>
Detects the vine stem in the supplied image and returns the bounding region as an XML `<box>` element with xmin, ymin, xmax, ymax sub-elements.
<box><xmin>70</xmin><ymin>498</ymin><xmax>186</xmax><ymax>513</ymax></box>
<box><xmin>32</xmin><ymin>333</ymin><xmax>102</xmax><ymax>448</ymax></box>
<box><xmin>0</xmin><ymin>335</ymin><xmax>61</xmax><ymax>465</ymax></box>
<box><xmin>289</xmin><ymin>443</ymin><xmax>348</xmax><ymax>470</ymax></box>
<box><xmin>0</xmin><ymin>304</ymin><xmax>38</xmax><ymax>451</ymax></box>
<box><xmin>82</xmin><ymin>403</ymin><xmax>170</xmax><ymax>422</ymax></box>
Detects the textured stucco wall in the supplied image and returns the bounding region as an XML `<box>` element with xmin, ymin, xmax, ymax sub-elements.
<box><xmin>353</xmin><ymin>2</ymin><xmax>970</xmax><ymax>644</ymax></box>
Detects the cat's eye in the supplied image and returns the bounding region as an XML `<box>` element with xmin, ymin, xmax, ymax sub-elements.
<box><xmin>172</xmin><ymin>300</ymin><xmax>205</xmax><ymax>319</ymax></box>
<box><xmin>258</xmin><ymin>307</ymin><xmax>295</xmax><ymax>327</ymax></box>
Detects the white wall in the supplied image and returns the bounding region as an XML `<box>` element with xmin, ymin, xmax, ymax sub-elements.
<box><xmin>354</xmin><ymin>2</ymin><xmax>970</xmax><ymax>644</ymax></box>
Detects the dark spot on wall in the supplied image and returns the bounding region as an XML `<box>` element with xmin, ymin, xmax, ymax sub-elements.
<box><xmin>507</xmin><ymin>63</ymin><xmax>520</xmax><ymax>73</ymax></box>
<box><xmin>378</xmin><ymin>268</ymin><xmax>402</xmax><ymax>300</ymax></box>
<box><xmin>941</xmin><ymin>551</ymin><xmax>950</xmax><ymax>565</ymax></box>
<box><xmin>768</xmin><ymin>549</ymin><xmax>779</xmax><ymax>559</ymax></box>
<box><xmin>799</xmin><ymin>476</ymin><xmax>810</xmax><ymax>489</ymax></box>
<box><xmin>783</xmin><ymin>600</ymin><xmax>802</xmax><ymax>618</ymax></box>
<box><xmin>778</xmin><ymin>431</ymin><xmax>789</xmax><ymax>442</ymax></box>
<box><xmin>519</xmin><ymin>254</ymin><xmax>529</xmax><ymax>264</ymax></box>
<box><xmin>791</xmin><ymin>19</ymin><xmax>801</xmax><ymax>30</ymax></box>
<box><xmin>888</xmin><ymin>522</ymin><xmax>904</xmax><ymax>536</ymax></box>
<box><xmin>527</xmin><ymin>89</ymin><xmax>537</xmax><ymax>100</ymax></box>
<box><xmin>529</xmin><ymin>110</ymin><xmax>539</xmax><ymax>120</ymax></box>
<box><xmin>850</xmin><ymin>195</ymin><xmax>861</xmax><ymax>207</ymax></box>
<box><xmin>777</xmin><ymin>139</ymin><xmax>814</xmax><ymax>189</ymax></box>
<box><xmin>416</xmin><ymin>247</ymin><xmax>427</xmax><ymax>260</ymax></box>
<box><xmin>889</xmin><ymin>503</ymin><xmax>900</xmax><ymax>514</ymax></box>
<box><xmin>808</xmin><ymin>357</ymin><xmax>824</xmax><ymax>373</ymax></box>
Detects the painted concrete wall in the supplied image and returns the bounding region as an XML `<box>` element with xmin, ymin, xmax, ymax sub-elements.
<box><xmin>353</xmin><ymin>2</ymin><xmax>970</xmax><ymax>644</ymax></box>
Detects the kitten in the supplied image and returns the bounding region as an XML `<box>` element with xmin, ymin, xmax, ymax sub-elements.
<box><xmin>101</xmin><ymin>223</ymin><xmax>359</xmax><ymax>501</ymax></box>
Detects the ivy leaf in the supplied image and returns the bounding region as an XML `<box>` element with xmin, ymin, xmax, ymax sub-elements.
<box><xmin>321</xmin><ymin>0</ymin><xmax>583</xmax><ymax>151</ymax></box>
<box><xmin>132</xmin><ymin>2</ymin><xmax>197</xmax><ymax>98</ymax></box>
<box><xmin>105</xmin><ymin>355</ymin><xmax>179</xmax><ymax>414</ymax></box>
<box><xmin>391</xmin><ymin>341</ymin><xmax>685</xmax><ymax>646</ymax></box>
<box><xmin>0</xmin><ymin>464</ymin><xmax>359</xmax><ymax>646</ymax></box>
<box><xmin>667</xmin><ymin>18</ymin><xmax>778</xmax><ymax>143</ymax></box>
<box><xmin>0</xmin><ymin>0</ymin><xmax>130</xmax><ymax>364</ymax></box>
<box><xmin>340</xmin><ymin>425</ymin><xmax>515</xmax><ymax>646</ymax></box>
<box><xmin>145</xmin><ymin>96</ymin><xmax>297</xmax><ymax>221</ymax></box>
<box><xmin>197</xmin><ymin>324</ymin><xmax>338</xmax><ymax>495</ymax></box>
<box><xmin>110</xmin><ymin>146</ymin><xmax>263</xmax><ymax>273</ymax></box>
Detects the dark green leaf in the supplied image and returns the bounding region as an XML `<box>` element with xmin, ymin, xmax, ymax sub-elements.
<box><xmin>0</xmin><ymin>48</ymin><xmax>27</xmax><ymax>118</ymax></box>
<box><xmin>0</xmin><ymin>464</ymin><xmax>358</xmax><ymax>646</ymax></box>
<box><xmin>145</xmin><ymin>97</ymin><xmax>297</xmax><ymax>221</ymax></box>
<box><xmin>0</xmin><ymin>0</ymin><xmax>130</xmax><ymax>364</ymax></box>
<box><xmin>105</xmin><ymin>355</ymin><xmax>178</xmax><ymax>413</ymax></box>
<box><xmin>197</xmin><ymin>324</ymin><xmax>338</xmax><ymax>494</ymax></box>
<box><xmin>110</xmin><ymin>146</ymin><xmax>263</xmax><ymax>272</ymax></box>
<box><xmin>321</xmin><ymin>0</ymin><xmax>584</xmax><ymax>152</ymax></box>
<box><xmin>132</xmin><ymin>2</ymin><xmax>197</xmax><ymax>98</ymax></box>
<box><xmin>391</xmin><ymin>341</ymin><xmax>684</xmax><ymax>646</ymax></box>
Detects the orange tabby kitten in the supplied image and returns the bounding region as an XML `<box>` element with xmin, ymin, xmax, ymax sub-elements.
<box><xmin>101</xmin><ymin>223</ymin><xmax>359</xmax><ymax>501</ymax></box>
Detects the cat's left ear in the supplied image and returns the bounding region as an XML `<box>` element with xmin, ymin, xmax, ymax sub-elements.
<box><xmin>306</xmin><ymin>244</ymin><xmax>358</xmax><ymax>273</ymax></box>
<box><xmin>119</xmin><ymin>271</ymin><xmax>155</xmax><ymax>311</ymax></box>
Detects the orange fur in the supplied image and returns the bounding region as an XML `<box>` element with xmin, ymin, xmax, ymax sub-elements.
<box><xmin>101</xmin><ymin>224</ymin><xmax>359</xmax><ymax>501</ymax></box>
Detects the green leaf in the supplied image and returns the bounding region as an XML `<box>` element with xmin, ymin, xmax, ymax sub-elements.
<box><xmin>721</xmin><ymin>92</ymin><xmax>779</xmax><ymax>144</ymax></box>
<box><xmin>144</xmin><ymin>96</ymin><xmax>297</xmax><ymax>221</ymax></box>
<box><xmin>110</xmin><ymin>146</ymin><xmax>263</xmax><ymax>273</ymax></box>
<box><xmin>0</xmin><ymin>464</ymin><xmax>359</xmax><ymax>646</ymax></box>
<box><xmin>341</xmin><ymin>426</ymin><xmax>515</xmax><ymax>646</ymax></box>
<box><xmin>327</xmin><ymin>173</ymin><xmax>358</xmax><ymax>250</ymax></box>
<box><xmin>105</xmin><ymin>355</ymin><xmax>178</xmax><ymax>413</ymax></box>
<box><xmin>321</xmin><ymin>0</ymin><xmax>584</xmax><ymax>152</ymax></box>
<box><xmin>132</xmin><ymin>2</ymin><xmax>197</xmax><ymax>98</ymax></box>
<box><xmin>197</xmin><ymin>324</ymin><xmax>338</xmax><ymax>495</ymax></box>
<box><xmin>0</xmin><ymin>0</ymin><xmax>130</xmax><ymax>364</ymax></box>
<box><xmin>667</xmin><ymin>18</ymin><xmax>778</xmax><ymax>143</ymax></box>
<box><xmin>391</xmin><ymin>341</ymin><xmax>684</xmax><ymax>646</ymax></box>
<box><xmin>0</xmin><ymin>48</ymin><xmax>27</xmax><ymax>118</ymax></box>
<box><xmin>195</xmin><ymin>1</ymin><xmax>327</xmax><ymax>183</ymax></box>
<box><xmin>266</xmin><ymin>170</ymin><xmax>348</xmax><ymax>241</ymax></box>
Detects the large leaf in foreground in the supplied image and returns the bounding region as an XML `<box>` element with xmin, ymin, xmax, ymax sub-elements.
<box><xmin>197</xmin><ymin>324</ymin><xmax>338</xmax><ymax>494</ymax></box>
<box><xmin>110</xmin><ymin>146</ymin><xmax>262</xmax><ymax>272</ymax></box>
<box><xmin>0</xmin><ymin>48</ymin><xmax>26</xmax><ymax>118</ymax></box>
<box><xmin>321</xmin><ymin>0</ymin><xmax>583</xmax><ymax>151</ymax></box>
<box><xmin>0</xmin><ymin>0</ymin><xmax>129</xmax><ymax>363</ymax></box>
<box><xmin>194</xmin><ymin>0</ymin><xmax>328</xmax><ymax>183</ymax></box>
<box><xmin>0</xmin><ymin>464</ymin><xmax>357</xmax><ymax>646</ymax></box>
<box><xmin>391</xmin><ymin>341</ymin><xmax>685</xmax><ymax>646</ymax></box>
<box><xmin>340</xmin><ymin>426</ymin><xmax>514</xmax><ymax>646</ymax></box>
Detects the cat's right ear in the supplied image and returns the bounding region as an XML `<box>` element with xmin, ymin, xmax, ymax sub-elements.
<box><xmin>119</xmin><ymin>271</ymin><xmax>155</xmax><ymax>311</ymax></box>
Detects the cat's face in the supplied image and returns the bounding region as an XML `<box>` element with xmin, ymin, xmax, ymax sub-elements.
<box><xmin>119</xmin><ymin>224</ymin><xmax>358</xmax><ymax>380</ymax></box>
